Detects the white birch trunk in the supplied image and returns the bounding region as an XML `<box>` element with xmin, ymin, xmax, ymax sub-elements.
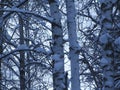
<box><xmin>49</xmin><ymin>0</ymin><xmax>65</xmax><ymax>90</ymax></box>
<box><xmin>65</xmin><ymin>0</ymin><xmax>80</xmax><ymax>90</ymax></box>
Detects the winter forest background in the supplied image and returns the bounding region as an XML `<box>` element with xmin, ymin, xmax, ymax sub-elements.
<box><xmin>0</xmin><ymin>0</ymin><xmax>120</xmax><ymax>90</ymax></box>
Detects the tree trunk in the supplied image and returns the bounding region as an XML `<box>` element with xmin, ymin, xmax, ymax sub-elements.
<box><xmin>49</xmin><ymin>0</ymin><xmax>65</xmax><ymax>90</ymax></box>
<box><xmin>25</xmin><ymin>17</ymin><xmax>31</xmax><ymax>90</ymax></box>
<box><xmin>24</xmin><ymin>2</ymin><xmax>31</xmax><ymax>89</ymax></box>
<box><xmin>19</xmin><ymin>15</ymin><xmax>25</xmax><ymax>90</ymax></box>
<box><xmin>0</xmin><ymin>18</ymin><xmax>3</xmax><ymax>90</ymax></box>
<box><xmin>99</xmin><ymin>0</ymin><xmax>118</xmax><ymax>89</ymax></box>
<box><xmin>113</xmin><ymin>0</ymin><xmax>120</xmax><ymax>89</ymax></box>
<box><xmin>65</xmin><ymin>0</ymin><xmax>80</xmax><ymax>90</ymax></box>
<box><xmin>0</xmin><ymin>0</ymin><xmax>4</xmax><ymax>89</ymax></box>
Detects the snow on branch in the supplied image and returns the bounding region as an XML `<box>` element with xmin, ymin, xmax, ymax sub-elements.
<box><xmin>0</xmin><ymin>8</ymin><xmax>56</xmax><ymax>25</ymax></box>
<box><xmin>0</xmin><ymin>45</ymin><xmax>52</xmax><ymax>60</ymax></box>
<box><xmin>2</xmin><ymin>0</ymin><xmax>28</xmax><ymax>19</ymax></box>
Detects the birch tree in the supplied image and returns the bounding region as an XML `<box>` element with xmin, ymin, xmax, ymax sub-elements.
<box><xmin>48</xmin><ymin>0</ymin><xmax>65</xmax><ymax>90</ymax></box>
<box><xmin>65</xmin><ymin>0</ymin><xmax>80</xmax><ymax>90</ymax></box>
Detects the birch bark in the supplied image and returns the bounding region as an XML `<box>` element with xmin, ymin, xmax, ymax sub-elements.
<box><xmin>49</xmin><ymin>0</ymin><xmax>65</xmax><ymax>90</ymax></box>
<box><xmin>65</xmin><ymin>0</ymin><xmax>80</xmax><ymax>90</ymax></box>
